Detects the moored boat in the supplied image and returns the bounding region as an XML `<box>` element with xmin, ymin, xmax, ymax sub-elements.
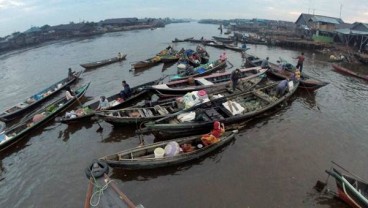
<box><xmin>0</xmin><ymin>83</ymin><xmax>90</xmax><ymax>151</ymax></box>
<box><xmin>267</xmin><ymin>61</ymin><xmax>329</xmax><ymax>90</ymax></box>
<box><xmin>326</xmin><ymin>168</ymin><xmax>368</xmax><ymax>208</ymax></box>
<box><xmin>99</xmin><ymin>131</ymin><xmax>236</xmax><ymax>169</ymax></box>
<box><xmin>150</xmin><ymin>67</ymin><xmax>267</xmax><ymax>97</ymax></box>
<box><xmin>132</xmin><ymin>56</ymin><xmax>161</xmax><ymax>69</ymax></box>
<box><xmin>140</xmin><ymin>79</ymin><xmax>299</xmax><ymax>139</ymax></box>
<box><xmin>55</xmin><ymin>78</ymin><xmax>163</xmax><ymax>124</ymax></box>
<box><xmin>205</xmin><ymin>42</ymin><xmax>245</xmax><ymax>52</ymax></box>
<box><xmin>0</xmin><ymin>71</ymin><xmax>82</xmax><ymax>122</ymax></box>
<box><xmin>170</xmin><ymin>58</ymin><xmax>227</xmax><ymax>81</ymax></box>
<box><xmin>172</xmin><ymin>37</ymin><xmax>194</xmax><ymax>43</ymax></box>
<box><xmin>95</xmin><ymin>101</ymin><xmax>181</xmax><ymax>126</ymax></box>
<box><xmin>245</xmin><ymin>55</ymin><xmax>329</xmax><ymax>90</ymax></box>
<box><xmin>332</xmin><ymin>64</ymin><xmax>368</xmax><ymax>81</ymax></box>
<box><xmin>80</xmin><ymin>54</ymin><xmax>127</xmax><ymax>69</ymax></box>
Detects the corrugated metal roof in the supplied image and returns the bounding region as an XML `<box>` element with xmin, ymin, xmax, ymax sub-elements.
<box><xmin>310</xmin><ymin>16</ymin><xmax>340</xmax><ymax>24</ymax></box>
<box><xmin>335</xmin><ymin>28</ymin><xmax>368</xmax><ymax>35</ymax></box>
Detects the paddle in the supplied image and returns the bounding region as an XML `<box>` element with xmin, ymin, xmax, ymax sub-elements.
<box><xmin>331</xmin><ymin>161</ymin><xmax>368</xmax><ymax>183</ymax></box>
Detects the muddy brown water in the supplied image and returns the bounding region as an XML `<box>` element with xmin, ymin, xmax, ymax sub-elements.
<box><xmin>1</xmin><ymin>22</ymin><xmax>368</xmax><ymax>207</ymax></box>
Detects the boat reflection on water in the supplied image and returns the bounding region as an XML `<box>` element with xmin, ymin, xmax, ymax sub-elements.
<box><xmin>58</xmin><ymin>121</ymin><xmax>94</xmax><ymax>142</ymax></box>
<box><xmin>295</xmin><ymin>90</ymin><xmax>318</xmax><ymax>110</ymax></box>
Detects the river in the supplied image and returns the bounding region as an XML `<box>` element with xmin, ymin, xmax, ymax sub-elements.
<box><xmin>0</xmin><ymin>22</ymin><xmax>367</xmax><ymax>208</ymax></box>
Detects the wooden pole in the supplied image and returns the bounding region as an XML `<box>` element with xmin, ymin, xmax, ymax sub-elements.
<box><xmin>104</xmin><ymin>174</ymin><xmax>137</xmax><ymax>208</ymax></box>
<box><xmin>84</xmin><ymin>178</ymin><xmax>93</xmax><ymax>208</ymax></box>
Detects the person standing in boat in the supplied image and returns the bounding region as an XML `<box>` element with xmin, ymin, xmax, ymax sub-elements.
<box><xmin>230</xmin><ymin>68</ymin><xmax>241</xmax><ymax>91</ymax></box>
<box><xmin>261</xmin><ymin>57</ymin><xmax>270</xmax><ymax>69</ymax></box>
<box><xmin>96</xmin><ymin>96</ymin><xmax>110</xmax><ymax>110</ymax></box>
<box><xmin>219</xmin><ymin>52</ymin><xmax>227</xmax><ymax>62</ymax></box>
<box><xmin>68</xmin><ymin>68</ymin><xmax>76</xmax><ymax>81</ymax></box>
<box><xmin>120</xmin><ymin>80</ymin><xmax>132</xmax><ymax>100</ymax></box>
<box><xmin>117</xmin><ymin>52</ymin><xmax>123</xmax><ymax>60</ymax></box>
<box><xmin>294</xmin><ymin>52</ymin><xmax>305</xmax><ymax>73</ymax></box>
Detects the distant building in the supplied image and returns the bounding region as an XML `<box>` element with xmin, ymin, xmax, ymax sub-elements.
<box><xmin>295</xmin><ymin>13</ymin><xmax>344</xmax><ymax>33</ymax></box>
<box><xmin>335</xmin><ymin>22</ymin><xmax>368</xmax><ymax>51</ymax></box>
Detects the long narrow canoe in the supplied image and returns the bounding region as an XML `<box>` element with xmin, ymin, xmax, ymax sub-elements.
<box><xmin>140</xmin><ymin>79</ymin><xmax>299</xmax><ymax>139</ymax></box>
<box><xmin>244</xmin><ymin>55</ymin><xmax>328</xmax><ymax>90</ymax></box>
<box><xmin>326</xmin><ymin>168</ymin><xmax>368</xmax><ymax>208</ymax></box>
<box><xmin>170</xmin><ymin>59</ymin><xmax>227</xmax><ymax>81</ymax></box>
<box><xmin>100</xmin><ymin>131</ymin><xmax>236</xmax><ymax>169</ymax></box>
<box><xmin>150</xmin><ymin>67</ymin><xmax>267</xmax><ymax>97</ymax></box>
<box><xmin>0</xmin><ymin>71</ymin><xmax>82</xmax><ymax>122</ymax></box>
<box><xmin>95</xmin><ymin>101</ymin><xmax>181</xmax><ymax>126</ymax></box>
<box><xmin>332</xmin><ymin>64</ymin><xmax>368</xmax><ymax>81</ymax></box>
<box><xmin>96</xmin><ymin>77</ymin><xmax>265</xmax><ymax>126</ymax></box>
<box><xmin>55</xmin><ymin>78</ymin><xmax>164</xmax><ymax>124</ymax></box>
<box><xmin>0</xmin><ymin>82</ymin><xmax>90</xmax><ymax>151</ymax></box>
<box><xmin>267</xmin><ymin>62</ymin><xmax>329</xmax><ymax>90</ymax></box>
<box><xmin>80</xmin><ymin>54</ymin><xmax>127</xmax><ymax>69</ymax></box>
<box><xmin>132</xmin><ymin>56</ymin><xmax>161</xmax><ymax>69</ymax></box>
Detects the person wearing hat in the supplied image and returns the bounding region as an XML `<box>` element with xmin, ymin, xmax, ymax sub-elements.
<box><xmin>261</xmin><ymin>57</ymin><xmax>270</xmax><ymax>69</ymax></box>
<box><xmin>96</xmin><ymin>96</ymin><xmax>110</xmax><ymax>110</ymax></box>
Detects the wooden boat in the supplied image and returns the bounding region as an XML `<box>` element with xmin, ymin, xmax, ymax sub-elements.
<box><xmin>150</xmin><ymin>67</ymin><xmax>267</xmax><ymax>97</ymax></box>
<box><xmin>0</xmin><ymin>83</ymin><xmax>90</xmax><ymax>151</ymax></box>
<box><xmin>157</xmin><ymin>48</ymin><xmax>184</xmax><ymax>63</ymax></box>
<box><xmin>205</xmin><ymin>42</ymin><xmax>245</xmax><ymax>52</ymax></box>
<box><xmin>95</xmin><ymin>100</ymin><xmax>181</xmax><ymax>126</ymax></box>
<box><xmin>196</xmin><ymin>45</ymin><xmax>210</xmax><ymax>64</ymax></box>
<box><xmin>172</xmin><ymin>37</ymin><xmax>194</xmax><ymax>43</ymax></box>
<box><xmin>80</xmin><ymin>54</ymin><xmax>127</xmax><ymax>69</ymax></box>
<box><xmin>332</xmin><ymin>64</ymin><xmax>368</xmax><ymax>81</ymax></box>
<box><xmin>212</xmin><ymin>36</ymin><xmax>234</xmax><ymax>44</ymax></box>
<box><xmin>170</xmin><ymin>59</ymin><xmax>227</xmax><ymax>81</ymax></box>
<box><xmin>55</xmin><ymin>78</ymin><xmax>163</xmax><ymax>124</ymax></box>
<box><xmin>84</xmin><ymin>160</ymin><xmax>142</xmax><ymax>208</ymax></box>
<box><xmin>188</xmin><ymin>38</ymin><xmax>214</xmax><ymax>44</ymax></box>
<box><xmin>96</xmin><ymin>77</ymin><xmax>265</xmax><ymax>126</ymax></box>
<box><xmin>132</xmin><ymin>56</ymin><xmax>161</xmax><ymax>69</ymax></box>
<box><xmin>100</xmin><ymin>131</ymin><xmax>236</xmax><ymax>169</ymax></box>
<box><xmin>140</xmin><ymin>79</ymin><xmax>299</xmax><ymax>139</ymax></box>
<box><xmin>354</xmin><ymin>53</ymin><xmax>368</xmax><ymax>64</ymax></box>
<box><xmin>326</xmin><ymin>168</ymin><xmax>368</xmax><ymax>208</ymax></box>
<box><xmin>0</xmin><ymin>71</ymin><xmax>82</xmax><ymax>122</ymax></box>
<box><xmin>243</xmin><ymin>53</ymin><xmax>263</xmax><ymax>67</ymax></box>
<box><xmin>267</xmin><ymin>61</ymin><xmax>329</xmax><ymax>90</ymax></box>
<box><xmin>245</xmin><ymin>55</ymin><xmax>329</xmax><ymax>90</ymax></box>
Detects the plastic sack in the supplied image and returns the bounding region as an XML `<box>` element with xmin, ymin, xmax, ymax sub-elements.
<box><xmin>164</xmin><ymin>141</ymin><xmax>180</xmax><ymax>157</ymax></box>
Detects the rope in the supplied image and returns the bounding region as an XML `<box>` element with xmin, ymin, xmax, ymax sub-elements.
<box><xmin>89</xmin><ymin>174</ymin><xmax>114</xmax><ymax>207</ymax></box>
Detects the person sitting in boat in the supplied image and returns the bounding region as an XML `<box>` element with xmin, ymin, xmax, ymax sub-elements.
<box><xmin>65</xmin><ymin>86</ymin><xmax>75</xmax><ymax>100</ymax></box>
<box><xmin>219</xmin><ymin>52</ymin><xmax>227</xmax><ymax>62</ymax></box>
<box><xmin>117</xmin><ymin>52</ymin><xmax>123</xmax><ymax>60</ymax></box>
<box><xmin>120</xmin><ymin>80</ymin><xmax>132</xmax><ymax>100</ymax></box>
<box><xmin>96</xmin><ymin>96</ymin><xmax>110</xmax><ymax>110</ymax></box>
<box><xmin>261</xmin><ymin>57</ymin><xmax>270</xmax><ymax>69</ymax></box>
<box><xmin>68</xmin><ymin>68</ymin><xmax>76</xmax><ymax>81</ymax></box>
<box><xmin>201</xmin><ymin>121</ymin><xmax>225</xmax><ymax>146</ymax></box>
<box><xmin>294</xmin><ymin>68</ymin><xmax>301</xmax><ymax>80</ymax></box>
<box><xmin>275</xmin><ymin>79</ymin><xmax>289</xmax><ymax>97</ymax></box>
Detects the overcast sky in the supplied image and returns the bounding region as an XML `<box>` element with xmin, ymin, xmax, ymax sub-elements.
<box><xmin>0</xmin><ymin>0</ymin><xmax>367</xmax><ymax>37</ymax></box>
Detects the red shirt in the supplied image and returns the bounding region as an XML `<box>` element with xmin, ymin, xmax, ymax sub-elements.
<box><xmin>297</xmin><ymin>55</ymin><xmax>305</xmax><ymax>63</ymax></box>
